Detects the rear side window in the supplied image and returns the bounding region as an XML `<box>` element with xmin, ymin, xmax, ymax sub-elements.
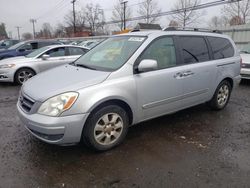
<box><xmin>207</xmin><ymin>37</ymin><xmax>234</xmax><ymax>59</ymax></box>
<box><xmin>179</xmin><ymin>36</ymin><xmax>210</xmax><ymax>64</ymax></box>
<box><xmin>30</xmin><ymin>42</ymin><xmax>38</xmax><ymax>49</ymax></box>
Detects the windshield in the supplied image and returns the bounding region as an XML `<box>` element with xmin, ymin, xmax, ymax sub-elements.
<box><xmin>8</xmin><ymin>41</ymin><xmax>25</xmax><ymax>50</ymax></box>
<box><xmin>74</xmin><ymin>36</ymin><xmax>146</xmax><ymax>71</ymax></box>
<box><xmin>241</xmin><ymin>44</ymin><xmax>250</xmax><ymax>54</ymax></box>
<box><xmin>26</xmin><ymin>46</ymin><xmax>51</xmax><ymax>58</ymax></box>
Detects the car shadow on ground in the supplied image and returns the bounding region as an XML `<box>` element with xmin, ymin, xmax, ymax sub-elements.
<box><xmin>240</xmin><ymin>79</ymin><xmax>250</xmax><ymax>85</ymax></box>
<box><xmin>0</xmin><ymin>82</ymin><xmax>18</xmax><ymax>87</ymax></box>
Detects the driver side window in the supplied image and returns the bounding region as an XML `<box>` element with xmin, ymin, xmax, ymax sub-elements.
<box><xmin>20</xmin><ymin>43</ymin><xmax>32</xmax><ymax>51</ymax></box>
<box><xmin>45</xmin><ymin>47</ymin><xmax>65</xmax><ymax>57</ymax></box>
<box><xmin>139</xmin><ymin>37</ymin><xmax>177</xmax><ymax>69</ymax></box>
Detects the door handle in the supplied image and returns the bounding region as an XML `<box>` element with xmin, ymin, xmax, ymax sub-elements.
<box><xmin>174</xmin><ymin>72</ymin><xmax>183</xmax><ymax>78</ymax></box>
<box><xmin>174</xmin><ymin>71</ymin><xmax>194</xmax><ymax>79</ymax></box>
<box><xmin>182</xmin><ymin>71</ymin><xmax>194</xmax><ymax>77</ymax></box>
<box><xmin>59</xmin><ymin>58</ymin><xmax>65</xmax><ymax>60</ymax></box>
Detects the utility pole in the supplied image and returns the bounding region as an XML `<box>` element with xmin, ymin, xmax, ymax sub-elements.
<box><xmin>30</xmin><ymin>19</ymin><xmax>37</xmax><ymax>39</ymax></box>
<box><xmin>121</xmin><ymin>1</ymin><xmax>128</xmax><ymax>30</ymax></box>
<box><xmin>16</xmin><ymin>26</ymin><xmax>21</xmax><ymax>40</ymax></box>
<box><xmin>71</xmin><ymin>0</ymin><xmax>76</xmax><ymax>36</ymax></box>
<box><xmin>8</xmin><ymin>31</ymin><xmax>12</xmax><ymax>39</ymax></box>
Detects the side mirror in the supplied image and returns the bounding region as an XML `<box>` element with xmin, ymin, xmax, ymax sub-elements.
<box><xmin>137</xmin><ymin>59</ymin><xmax>158</xmax><ymax>73</ymax></box>
<box><xmin>42</xmin><ymin>54</ymin><xmax>50</xmax><ymax>60</ymax></box>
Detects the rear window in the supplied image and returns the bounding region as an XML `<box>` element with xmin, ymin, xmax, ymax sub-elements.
<box><xmin>179</xmin><ymin>36</ymin><xmax>210</xmax><ymax>64</ymax></box>
<box><xmin>207</xmin><ymin>37</ymin><xmax>234</xmax><ymax>59</ymax></box>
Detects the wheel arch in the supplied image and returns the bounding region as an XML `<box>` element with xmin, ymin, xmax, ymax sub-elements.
<box><xmin>222</xmin><ymin>77</ymin><xmax>234</xmax><ymax>88</ymax></box>
<box><xmin>14</xmin><ymin>67</ymin><xmax>37</xmax><ymax>78</ymax></box>
<box><xmin>87</xmin><ymin>99</ymin><xmax>134</xmax><ymax>126</ymax></box>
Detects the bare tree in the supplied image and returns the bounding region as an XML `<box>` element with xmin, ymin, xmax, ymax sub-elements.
<box><xmin>168</xmin><ymin>20</ymin><xmax>179</xmax><ymax>27</ymax></box>
<box><xmin>84</xmin><ymin>3</ymin><xmax>105</xmax><ymax>35</ymax></box>
<box><xmin>171</xmin><ymin>0</ymin><xmax>203</xmax><ymax>27</ymax></box>
<box><xmin>137</xmin><ymin>0</ymin><xmax>161</xmax><ymax>24</ymax></box>
<box><xmin>208</xmin><ymin>15</ymin><xmax>231</xmax><ymax>28</ymax></box>
<box><xmin>0</xmin><ymin>23</ymin><xmax>8</xmax><ymax>39</ymax></box>
<box><xmin>22</xmin><ymin>32</ymin><xmax>33</xmax><ymax>40</ymax></box>
<box><xmin>64</xmin><ymin>10</ymin><xmax>86</xmax><ymax>32</ymax></box>
<box><xmin>37</xmin><ymin>23</ymin><xmax>53</xmax><ymax>39</ymax></box>
<box><xmin>111</xmin><ymin>0</ymin><xmax>132</xmax><ymax>31</ymax></box>
<box><xmin>54</xmin><ymin>23</ymin><xmax>66</xmax><ymax>38</ymax></box>
<box><xmin>222</xmin><ymin>0</ymin><xmax>250</xmax><ymax>25</ymax></box>
<box><xmin>229</xmin><ymin>16</ymin><xmax>244</xmax><ymax>26</ymax></box>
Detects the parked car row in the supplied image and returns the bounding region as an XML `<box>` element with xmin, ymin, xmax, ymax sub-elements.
<box><xmin>0</xmin><ymin>39</ymin><xmax>62</xmax><ymax>60</ymax></box>
<box><xmin>0</xmin><ymin>37</ymin><xmax>107</xmax><ymax>85</ymax></box>
<box><xmin>0</xmin><ymin>45</ymin><xmax>89</xmax><ymax>84</ymax></box>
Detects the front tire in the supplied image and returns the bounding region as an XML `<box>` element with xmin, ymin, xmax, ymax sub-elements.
<box><xmin>14</xmin><ymin>68</ymin><xmax>35</xmax><ymax>85</ymax></box>
<box><xmin>82</xmin><ymin>105</ymin><xmax>129</xmax><ymax>151</ymax></box>
<box><xmin>209</xmin><ymin>80</ymin><xmax>232</xmax><ymax>110</ymax></box>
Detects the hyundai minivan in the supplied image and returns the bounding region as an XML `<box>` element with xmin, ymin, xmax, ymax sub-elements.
<box><xmin>17</xmin><ymin>29</ymin><xmax>241</xmax><ymax>151</ymax></box>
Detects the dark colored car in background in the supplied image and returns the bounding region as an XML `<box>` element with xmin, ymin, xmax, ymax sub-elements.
<box><xmin>0</xmin><ymin>39</ymin><xmax>20</xmax><ymax>50</ymax></box>
<box><xmin>0</xmin><ymin>40</ymin><xmax>62</xmax><ymax>60</ymax></box>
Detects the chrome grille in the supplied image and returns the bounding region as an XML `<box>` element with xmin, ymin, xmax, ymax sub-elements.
<box><xmin>19</xmin><ymin>93</ymin><xmax>35</xmax><ymax>113</ymax></box>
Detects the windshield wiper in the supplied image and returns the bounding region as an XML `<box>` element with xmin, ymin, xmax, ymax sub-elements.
<box><xmin>74</xmin><ymin>63</ymin><xmax>97</xmax><ymax>70</ymax></box>
<box><xmin>241</xmin><ymin>50</ymin><xmax>250</xmax><ymax>54</ymax></box>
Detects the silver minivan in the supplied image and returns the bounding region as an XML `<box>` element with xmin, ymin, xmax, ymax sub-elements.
<box><xmin>17</xmin><ymin>30</ymin><xmax>241</xmax><ymax>151</ymax></box>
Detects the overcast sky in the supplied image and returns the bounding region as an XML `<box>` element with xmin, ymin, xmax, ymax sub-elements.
<box><xmin>0</xmin><ymin>0</ymin><xmax>222</xmax><ymax>39</ymax></box>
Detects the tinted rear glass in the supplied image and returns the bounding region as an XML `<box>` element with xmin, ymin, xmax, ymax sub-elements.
<box><xmin>179</xmin><ymin>36</ymin><xmax>210</xmax><ymax>64</ymax></box>
<box><xmin>207</xmin><ymin>37</ymin><xmax>234</xmax><ymax>59</ymax></box>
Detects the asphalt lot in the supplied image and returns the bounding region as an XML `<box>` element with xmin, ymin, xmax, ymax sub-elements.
<box><xmin>0</xmin><ymin>80</ymin><xmax>250</xmax><ymax>188</ymax></box>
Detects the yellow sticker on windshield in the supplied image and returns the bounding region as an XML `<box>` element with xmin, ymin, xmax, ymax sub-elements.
<box><xmin>128</xmin><ymin>37</ymin><xmax>144</xmax><ymax>42</ymax></box>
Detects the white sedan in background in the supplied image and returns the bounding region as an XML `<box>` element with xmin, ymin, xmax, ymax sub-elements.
<box><xmin>240</xmin><ymin>45</ymin><xmax>250</xmax><ymax>79</ymax></box>
<box><xmin>0</xmin><ymin>45</ymin><xmax>89</xmax><ymax>84</ymax></box>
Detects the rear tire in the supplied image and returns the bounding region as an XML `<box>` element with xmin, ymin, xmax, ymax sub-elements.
<box><xmin>14</xmin><ymin>68</ymin><xmax>35</xmax><ymax>85</ymax></box>
<box><xmin>82</xmin><ymin>105</ymin><xmax>129</xmax><ymax>151</ymax></box>
<box><xmin>209</xmin><ymin>80</ymin><xmax>232</xmax><ymax>110</ymax></box>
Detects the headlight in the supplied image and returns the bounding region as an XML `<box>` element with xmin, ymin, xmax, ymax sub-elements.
<box><xmin>0</xmin><ymin>64</ymin><xmax>15</xmax><ymax>69</ymax></box>
<box><xmin>38</xmin><ymin>92</ymin><xmax>78</xmax><ymax>117</ymax></box>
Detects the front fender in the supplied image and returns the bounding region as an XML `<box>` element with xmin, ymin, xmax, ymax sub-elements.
<box><xmin>62</xmin><ymin>78</ymin><xmax>140</xmax><ymax>124</ymax></box>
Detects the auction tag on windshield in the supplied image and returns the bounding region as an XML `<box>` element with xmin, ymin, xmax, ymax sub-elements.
<box><xmin>128</xmin><ymin>37</ymin><xmax>144</xmax><ymax>42</ymax></box>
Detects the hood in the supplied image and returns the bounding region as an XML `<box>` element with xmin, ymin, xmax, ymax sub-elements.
<box><xmin>0</xmin><ymin>56</ymin><xmax>28</xmax><ymax>65</ymax></box>
<box><xmin>0</xmin><ymin>49</ymin><xmax>15</xmax><ymax>55</ymax></box>
<box><xmin>240</xmin><ymin>53</ymin><xmax>250</xmax><ymax>64</ymax></box>
<box><xmin>22</xmin><ymin>64</ymin><xmax>111</xmax><ymax>102</ymax></box>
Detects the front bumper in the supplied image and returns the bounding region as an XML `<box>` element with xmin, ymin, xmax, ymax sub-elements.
<box><xmin>17</xmin><ymin>103</ymin><xmax>89</xmax><ymax>145</ymax></box>
<box><xmin>0</xmin><ymin>68</ymin><xmax>15</xmax><ymax>82</ymax></box>
<box><xmin>240</xmin><ymin>68</ymin><xmax>250</xmax><ymax>79</ymax></box>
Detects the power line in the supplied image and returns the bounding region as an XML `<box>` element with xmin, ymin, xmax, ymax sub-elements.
<box><xmin>35</xmin><ymin>0</ymin><xmax>67</xmax><ymax>20</ymax></box>
<box><xmin>104</xmin><ymin>0</ymin><xmax>243</xmax><ymax>25</ymax></box>
<box><xmin>101</xmin><ymin>1</ymin><xmax>146</xmax><ymax>12</ymax></box>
